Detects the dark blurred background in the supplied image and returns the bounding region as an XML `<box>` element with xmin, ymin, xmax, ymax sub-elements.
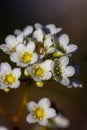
<box><xmin>0</xmin><ymin>0</ymin><xmax>87</xmax><ymax>130</ymax></box>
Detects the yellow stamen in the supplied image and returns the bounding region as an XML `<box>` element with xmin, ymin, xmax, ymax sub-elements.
<box><xmin>32</xmin><ymin>66</ymin><xmax>44</xmax><ymax>78</ymax></box>
<box><xmin>54</xmin><ymin>63</ymin><xmax>63</xmax><ymax>79</ymax></box>
<box><xmin>2</xmin><ymin>73</ymin><xmax>15</xmax><ymax>85</ymax></box>
<box><xmin>33</xmin><ymin>107</ymin><xmax>46</xmax><ymax>120</ymax></box>
<box><xmin>20</xmin><ymin>52</ymin><xmax>32</xmax><ymax>63</ymax></box>
<box><xmin>40</xmin><ymin>47</ymin><xmax>47</xmax><ymax>54</ymax></box>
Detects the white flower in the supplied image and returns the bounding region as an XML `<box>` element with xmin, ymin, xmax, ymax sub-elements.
<box><xmin>0</xmin><ymin>126</ymin><xmax>8</xmax><ymax>130</ymax></box>
<box><xmin>33</xmin><ymin>29</ymin><xmax>55</xmax><ymax>58</ymax></box>
<box><xmin>33</xmin><ymin>29</ymin><xmax>44</xmax><ymax>42</ymax></box>
<box><xmin>26</xmin><ymin>60</ymin><xmax>53</xmax><ymax>81</ymax></box>
<box><xmin>0</xmin><ymin>33</ymin><xmax>23</xmax><ymax>54</ymax></box>
<box><xmin>26</xmin><ymin>98</ymin><xmax>56</xmax><ymax>126</ymax></box>
<box><xmin>52</xmin><ymin>56</ymin><xmax>75</xmax><ymax>86</ymax></box>
<box><xmin>45</xmin><ymin>24</ymin><xmax>62</xmax><ymax>34</ymax></box>
<box><xmin>10</xmin><ymin>41</ymin><xmax>38</xmax><ymax>67</ymax></box>
<box><xmin>0</xmin><ymin>62</ymin><xmax>21</xmax><ymax>90</ymax></box>
<box><xmin>54</xmin><ymin>34</ymin><xmax>78</xmax><ymax>57</ymax></box>
<box><xmin>14</xmin><ymin>25</ymin><xmax>33</xmax><ymax>37</ymax></box>
<box><xmin>34</xmin><ymin>23</ymin><xmax>62</xmax><ymax>34</ymax></box>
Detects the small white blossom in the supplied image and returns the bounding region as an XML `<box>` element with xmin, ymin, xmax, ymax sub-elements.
<box><xmin>0</xmin><ymin>33</ymin><xmax>23</xmax><ymax>54</ymax></box>
<box><xmin>33</xmin><ymin>29</ymin><xmax>55</xmax><ymax>58</ymax></box>
<box><xmin>14</xmin><ymin>25</ymin><xmax>33</xmax><ymax>37</ymax></box>
<box><xmin>50</xmin><ymin>114</ymin><xmax>70</xmax><ymax>129</ymax></box>
<box><xmin>26</xmin><ymin>60</ymin><xmax>52</xmax><ymax>81</ymax></box>
<box><xmin>52</xmin><ymin>56</ymin><xmax>75</xmax><ymax>86</ymax></box>
<box><xmin>33</xmin><ymin>29</ymin><xmax>44</xmax><ymax>42</ymax></box>
<box><xmin>45</xmin><ymin>24</ymin><xmax>62</xmax><ymax>34</ymax></box>
<box><xmin>0</xmin><ymin>126</ymin><xmax>8</xmax><ymax>130</ymax></box>
<box><xmin>0</xmin><ymin>62</ymin><xmax>21</xmax><ymax>89</ymax></box>
<box><xmin>10</xmin><ymin>41</ymin><xmax>38</xmax><ymax>67</ymax></box>
<box><xmin>54</xmin><ymin>34</ymin><xmax>78</xmax><ymax>57</ymax></box>
<box><xmin>34</xmin><ymin>23</ymin><xmax>62</xmax><ymax>34</ymax></box>
<box><xmin>67</xmin><ymin>78</ymin><xmax>83</xmax><ymax>88</ymax></box>
<box><xmin>26</xmin><ymin>98</ymin><xmax>56</xmax><ymax>126</ymax></box>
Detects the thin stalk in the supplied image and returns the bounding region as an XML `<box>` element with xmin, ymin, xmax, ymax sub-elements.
<box><xmin>15</xmin><ymin>84</ymin><xmax>31</xmax><ymax>126</ymax></box>
<box><xmin>0</xmin><ymin>105</ymin><xmax>14</xmax><ymax>120</ymax></box>
<box><xmin>41</xmin><ymin>126</ymin><xmax>47</xmax><ymax>130</ymax></box>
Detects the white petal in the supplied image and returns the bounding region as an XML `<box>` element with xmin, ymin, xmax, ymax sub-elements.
<box><xmin>27</xmin><ymin>101</ymin><xmax>36</xmax><ymax>111</ymax></box>
<box><xmin>39</xmin><ymin>119</ymin><xmax>48</xmax><ymax>126</ymax></box>
<box><xmin>67</xmin><ymin>44</ymin><xmax>78</xmax><ymax>53</ymax></box>
<box><xmin>41</xmin><ymin>60</ymin><xmax>53</xmax><ymax>71</ymax></box>
<box><xmin>23</xmin><ymin>25</ymin><xmax>33</xmax><ymax>37</ymax></box>
<box><xmin>58</xmin><ymin>34</ymin><xmax>69</xmax><ymax>47</ymax></box>
<box><xmin>47</xmin><ymin>47</ymin><xmax>55</xmax><ymax>54</ymax></box>
<box><xmin>33</xmin><ymin>29</ymin><xmax>44</xmax><ymax>42</ymax></box>
<box><xmin>26</xmin><ymin>114</ymin><xmax>37</xmax><ymax>123</ymax></box>
<box><xmin>10</xmin><ymin>52</ymin><xmax>19</xmax><ymax>63</ymax></box>
<box><xmin>44</xmin><ymin>36</ymin><xmax>53</xmax><ymax>49</ymax></box>
<box><xmin>16</xmin><ymin>43</ymin><xmax>25</xmax><ymax>52</ymax></box>
<box><xmin>26</xmin><ymin>41</ymin><xmax>35</xmax><ymax>52</ymax></box>
<box><xmin>13</xmin><ymin>68</ymin><xmax>21</xmax><ymax>79</ymax></box>
<box><xmin>46</xmin><ymin>108</ymin><xmax>56</xmax><ymax>118</ymax></box>
<box><xmin>42</xmin><ymin>72</ymin><xmax>52</xmax><ymax>80</ymax></box>
<box><xmin>0</xmin><ymin>82</ymin><xmax>7</xmax><ymax>89</ymax></box>
<box><xmin>26</xmin><ymin>66</ymin><xmax>32</xmax><ymax>74</ymax></box>
<box><xmin>38</xmin><ymin>98</ymin><xmax>51</xmax><ymax>109</ymax></box>
<box><xmin>46</xmin><ymin>24</ymin><xmax>62</xmax><ymax>34</ymax></box>
<box><xmin>34</xmin><ymin>23</ymin><xmax>43</xmax><ymax>29</ymax></box>
<box><xmin>54</xmin><ymin>114</ymin><xmax>70</xmax><ymax>128</ymax></box>
<box><xmin>65</xmin><ymin>66</ymin><xmax>75</xmax><ymax>77</ymax></box>
<box><xmin>32</xmin><ymin>76</ymin><xmax>41</xmax><ymax>82</ymax></box>
<box><xmin>60</xmin><ymin>76</ymin><xmax>70</xmax><ymax>86</ymax></box>
<box><xmin>17</xmin><ymin>33</ymin><xmax>23</xmax><ymax>42</ymax></box>
<box><xmin>59</xmin><ymin>56</ymin><xmax>69</xmax><ymax>67</ymax></box>
<box><xmin>30</xmin><ymin>53</ymin><xmax>38</xmax><ymax>64</ymax></box>
<box><xmin>14</xmin><ymin>29</ymin><xmax>22</xmax><ymax>36</ymax></box>
<box><xmin>15</xmin><ymin>61</ymin><xmax>28</xmax><ymax>67</ymax></box>
<box><xmin>0</xmin><ymin>62</ymin><xmax>11</xmax><ymax>76</ymax></box>
<box><xmin>5</xmin><ymin>35</ymin><xmax>17</xmax><ymax>46</ymax></box>
<box><xmin>0</xmin><ymin>44</ymin><xmax>8</xmax><ymax>53</ymax></box>
<box><xmin>10</xmin><ymin>80</ymin><xmax>20</xmax><ymax>88</ymax></box>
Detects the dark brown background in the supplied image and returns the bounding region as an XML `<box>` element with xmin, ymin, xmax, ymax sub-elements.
<box><xmin>0</xmin><ymin>0</ymin><xmax>87</xmax><ymax>130</ymax></box>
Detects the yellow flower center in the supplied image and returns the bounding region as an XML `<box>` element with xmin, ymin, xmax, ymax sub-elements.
<box><xmin>54</xmin><ymin>63</ymin><xmax>64</xmax><ymax>79</ymax></box>
<box><xmin>2</xmin><ymin>73</ymin><xmax>15</xmax><ymax>85</ymax></box>
<box><xmin>20</xmin><ymin>52</ymin><xmax>32</xmax><ymax>63</ymax></box>
<box><xmin>32</xmin><ymin>66</ymin><xmax>44</xmax><ymax>78</ymax></box>
<box><xmin>33</xmin><ymin>107</ymin><xmax>46</xmax><ymax>120</ymax></box>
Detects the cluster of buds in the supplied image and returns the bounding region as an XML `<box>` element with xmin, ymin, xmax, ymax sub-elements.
<box><xmin>0</xmin><ymin>23</ymin><xmax>82</xmax><ymax>89</ymax></box>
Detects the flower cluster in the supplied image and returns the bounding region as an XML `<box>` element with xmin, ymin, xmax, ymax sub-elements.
<box><xmin>0</xmin><ymin>23</ymin><xmax>82</xmax><ymax>128</ymax></box>
<box><xmin>0</xmin><ymin>23</ymin><xmax>81</xmax><ymax>89</ymax></box>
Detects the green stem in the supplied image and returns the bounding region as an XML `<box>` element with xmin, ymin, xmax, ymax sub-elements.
<box><xmin>15</xmin><ymin>84</ymin><xmax>31</xmax><ymax>127</ymax></box>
